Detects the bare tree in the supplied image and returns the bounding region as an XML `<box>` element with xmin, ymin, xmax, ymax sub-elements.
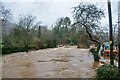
<box><xmin>54</xmin><ymin>17</ymin><xmax>71</xmax><ymax>44</ymax></box>
<box><xmin>118</xmin><ymin>2</ymin><xmax>120</xmax><ymax>68</ymax></box>
<box><xmin>118</xmin><ymin>21</ymin><xmax>120</xmax><ymax>69</ymax></box>
<box><xmin>72</xmin><ymin>3</ymin><xmax>105</xmax><ymax>44</ymax></box>
<box><xmin>72</xmin><ymin>3</ymin><xmax>105</xmax><ymax>62</ymax></box>
<box><xmin>0</xmin><ymin>2</ymin><xmax>12</xmax><ymax>50</ymax></box>
<box><xmin>54</xmin><ymin>17</ymin><xmax>64</xmax><ymax>40</ymax></box>
<box><xmin>10</xmin><ymin>15</ymin><xmax>40</xmax><ymax>52</ymax></box>
<box><xmin>0</xmin><ymin>2</ymin><xmax>12</xmax><ymax>22</ymax></box>
<box><xmin>0</xmin><ymin>2</ymin><xmax>12</xmax><ymax>35</ymax></box>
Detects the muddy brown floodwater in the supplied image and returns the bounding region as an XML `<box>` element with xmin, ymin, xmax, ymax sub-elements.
<box><xmin>2</xmin><ymin>46</ymin><xmax>96</xmax><ymax>78</ymax></box>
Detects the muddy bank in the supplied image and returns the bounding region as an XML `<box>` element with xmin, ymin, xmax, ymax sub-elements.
<box><xmin>2</xmin><ymin>46</ymin><xmax>96</xmax><ymax>78</ymax></box>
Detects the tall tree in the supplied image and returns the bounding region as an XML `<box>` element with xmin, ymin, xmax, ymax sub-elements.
<box><xmin>72</xmin><ymin>3</ymin><xmax>104</xmax><ymax>44</ymax></box>
<box><xmin>10</xmin><ymin>15</ymin><xmax>40</xmax><ymax>52</ymax></box>
<box><xmin>38</xmin><ymin>25</ymin><xmax>42</xmax><ymax>39</ymax></box>
<box><xmin>72</xmin><ymin>3</ymin><xmax>105</xmax><ymax>62</ymax></box>
<box><xmin>0</xmin><ymin>2</ymin><xmax>12</xmax><ymax>48</ymax></box>
<box><xmin>118</xmin><ymin>18</ymin><xmax>120</xmax><ymax>69</ymax></box>
<box><xmin>54</xmin><ymin>17</ymin><xmax>63</xmax><ymax>39</ymax></box>
<box><xmin>118</xmin><ymin>1</ymin><xmax>120</xmax><ymax>69</ymax></box>
<box><xmin>54</xmin><ymin>17</ymin><xmax>71</xmax><ymax>44</ymax></box>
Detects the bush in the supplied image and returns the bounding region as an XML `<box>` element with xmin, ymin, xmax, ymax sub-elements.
<box><xmin>0</xmin><ymin>41</ymin><xmax>4</xmax><ymax>48</ymax></box>
<box><xmin>36</xmin><ymin>40</ymin><xmax>57</xmax><ymax>49</ymax></box>
<box><xmin>89</xmin><ymin>45</ymin><xmax>100</xmax><ymax>62</ymax></box>
<box><xmin>97</xmin><ymin>64</ymin><xmax>120</xmax><ymax>79</ymax></box>
<box><xmin>41</xmin><ymin>43</ymin><xmax>48</xmax><ymax>49</ymax></box>
<box><xmin>46</xmin><ymin>40</ymin><xmax>57</xmax><ymax>48</ymax></box>
<box><xmin>36</xmin><ymin>40</ymin><xmax>43</xmax><ymax>49</ymax></box>
<box><xmin>2</xmin><ymin>45</ymin><xmax>36</xmax><ymax>54</ymax></box>
<box><xmin>2</xmin><ymin>47</ymin><xmax>26</xmax><ymax>54</ymax></box>
<box><xmin>70</xmin><ymin>42</ymin><xmax>74</xmax><ymax>46</ymax></box>
<box><xmin>90</xmin><ymin>48</ymin><xmax>99</xmax><ymax>62</ymax></box>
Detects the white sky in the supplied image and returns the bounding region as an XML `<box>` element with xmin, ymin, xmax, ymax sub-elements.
<box><xmin>1</xmin><ymin>0</ymin><xmax>119</xmax><ymax>28</ymax></box>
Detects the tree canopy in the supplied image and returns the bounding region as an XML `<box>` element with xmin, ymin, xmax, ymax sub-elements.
<box><xmin>72</xmin><ymin>3</ymin><xmax>105</xmax><ymax>44</ymax></box>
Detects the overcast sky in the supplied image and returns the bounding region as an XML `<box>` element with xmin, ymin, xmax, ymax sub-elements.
<box><xmin>1</xmin><ymin>0</ymin><xmax>119</xmax><ymax>28</ymax></box>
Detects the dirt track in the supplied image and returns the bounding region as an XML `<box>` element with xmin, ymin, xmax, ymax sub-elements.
<box><xmin>2</xmin><ymin>46</ymin><xmax>96</xmax><ymax>78</ymax></box>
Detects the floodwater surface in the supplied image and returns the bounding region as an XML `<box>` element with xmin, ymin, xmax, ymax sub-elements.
<box><xmin>2</xmin><ymin>46</ymin><xmax>96</xmax><ymax>78</ymax></box>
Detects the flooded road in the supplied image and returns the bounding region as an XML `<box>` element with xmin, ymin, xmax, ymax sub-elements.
<box><xmin>2</xmin><ymin>46</ymin><xmax>96</xmax><ymax>78</ymax></box>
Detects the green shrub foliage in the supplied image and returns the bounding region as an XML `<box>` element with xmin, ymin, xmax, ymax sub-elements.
<box><xmin>97</xmin><ymin>64</ymin><xmax>120</xmax><ymax>79</ymax></box>
<box><xmin>89</xmin><ymin>45</ymin><xmax>100</xmax><ymax>62</ymax></box>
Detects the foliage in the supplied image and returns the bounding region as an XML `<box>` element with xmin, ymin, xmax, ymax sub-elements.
<box><xmin>2</xmin><ymin>46</ymin><xmax>36</xmax><ymax>54</ymax></box>
<box><xmin>97</xmin><ymin>64</ymin><xmax>120</xmax><ymax>79</ymax></box>
<box><xmin>8</xmin><ymin>15</ymin><xmax>39</xmax><ymax>52</ymax></box>
<box><xmin>2</xmin><ymin>3</ymin><xmax>106</xmax><ymax>54</ymax></box>
<box><xmin>46</xmin><ymin>40</ymin><xmax>57</xmax><ymax>48</ymax></box>
<box><xmin>89</xmin><ymin>45</ymin><xmax>100</xmax><ymax>62</ymax></box>
<box><xmin>54</xmin><ymin>17</ymin><xmax>71</xmax><ymax>44</ymax></box>
<box><xmin>41</xmin><ymin>43</ymin><xmax>48</xmax><ymax>49</ymax></box>
<box><xmin>0</xmin><ymin>41</ymin><xmax>4</xmax><ymax>48</ymax></box>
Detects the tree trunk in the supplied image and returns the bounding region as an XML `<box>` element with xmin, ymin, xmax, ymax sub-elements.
<box><xmin>84</xmin><ymin>25</ymin><xmax>100</xmax><ymax>62</ymax></box>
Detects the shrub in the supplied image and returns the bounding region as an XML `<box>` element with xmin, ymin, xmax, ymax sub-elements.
<box><xmin>36</xmin><ymin>40</ymin><xmax>43</xmax><ymax>49</ymax></box>
<box><xmin>41</xmin><ymin>43</ymin><xmax>48</xmax><ymax>49</ymax></box>
<box><xmin>97</xmin><ymin>64</ymin><xmax>120</xmax><ymax>79</ymax></box>
<box><xmin>70</xmin><ymin>42</ymin><xmax>74</xmax><ymax>46</ymax></box>
<box><xmin>89</xmin><ymin>48</ymin><xmax>99</xmax><ymax>62</ymax></box>
<box><xmin>2</xmin><ymin>45</ymin><xmax>36</xmax><ymax>54</ymax></box>
<box><xmin>0</xmin><ymin>41</ymin><xmax>4</xmax><ymax>48</ymax></box>
<box><xmin>2</xmin><ymin>47</ymin><xmax>26</xmax><ymax>54</ymax></box>
<box><xmin>46</xmin><ymin>40</ymin><xmax>57</xmax><ymax>48</ymax></box>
